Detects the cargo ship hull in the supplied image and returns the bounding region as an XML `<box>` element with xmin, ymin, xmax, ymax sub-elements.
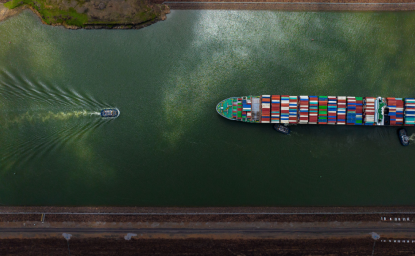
<box><xmin>216</xmin><ymin>95</ymin><xmax>415</xmax><ymax>126</ymax></box>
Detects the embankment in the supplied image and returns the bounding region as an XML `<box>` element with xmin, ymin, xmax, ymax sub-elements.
<box><xmin>2</xmin><ymin>0</ymin><xmax>415</xmax><ymax>29</ymax></box>
<box><xmin>1</xmin><ymin>206</ymin><xmax>415</xmax><ymax>255</ymax></box>
<box><xmin>1</xmin><ymin>0</ymin><xmax>170</xmax><ymax>29</ymax></box>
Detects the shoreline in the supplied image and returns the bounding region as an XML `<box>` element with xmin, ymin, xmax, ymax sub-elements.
<box><xmin>0</xmin><ymin>3</ymin><xmax>26</xmax><ymax>23</ymax></box>
<box><xmin>0</xmin><ymin>206</ymin><xmax>414</xmax><ymax>255</ymax></box>
<box><xmin>2</xmin><ymin>0</ymin><xmax>415</xmax><ymax>29</ymax></box>
<box><xmin>2</xmin><ymin>206</ymin><xmax>415</xmax><ymax>213</ymax></box>
<box><xmin>0</xmin><ymin>0</ymin><xmax>170</xmax><ymax>30</ymax></box>
<box><xmin>2</xmin><ymin>206</ymin><xmax>415</xmax><ymax>223</ymax></box>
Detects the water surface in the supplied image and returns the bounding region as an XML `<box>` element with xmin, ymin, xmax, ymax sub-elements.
<box><xmin>0</xmin><ymin>10</ymin><xmax>415</xmax><ymax>206</ymax></box>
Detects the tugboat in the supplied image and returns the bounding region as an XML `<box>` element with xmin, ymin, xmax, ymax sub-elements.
<box><xmin>274</xmin><ymin>124</ymin><xmax>290</xmax><ymax>135</ymax></box>
<box><xmin>101</xmin><ymin>108</ymin><xmax>120</xmax><ymax>118</ymax></box>
<box><xmin>398</xmin><ymin>128</ymin><xmax>409</xmax><ymax>146</ymax></box>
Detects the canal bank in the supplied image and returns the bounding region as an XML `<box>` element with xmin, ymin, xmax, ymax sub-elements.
<box><xmin>2</xmin><ymin>0</ymin><xmax>415</xmax><ymax>29</ymax></box>
<box><xmin>0</xmin><ymin>0</ymin><xmax>170</xmax><ymax>29</ymax></box>
<box><xmin>0</xmin><ymin>206</ymin><xmax>415</xmax><ymax>255</ymax></box>
<box><xmin>1</xmin><ymin>206</ymin><xmax>415</xmax><ymax>222</ymax></box>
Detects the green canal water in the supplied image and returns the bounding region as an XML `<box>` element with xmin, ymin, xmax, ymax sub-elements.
<box><xmin>1</xmin><ymin>10</ymin><xmax>415</xmax><ymax>206</ymax></box>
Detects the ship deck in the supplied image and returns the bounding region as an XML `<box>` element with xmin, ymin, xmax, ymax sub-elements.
<box><xmin>217</xmin><ymin>98</ymin><xmax>235</xmax><ymax>120</ymax></box>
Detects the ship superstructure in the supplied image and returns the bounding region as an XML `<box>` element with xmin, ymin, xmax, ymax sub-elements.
<box><xmin>216</xmin><ymin>95</ymin><xmax>415</xmax><ymax>126</ymax></box>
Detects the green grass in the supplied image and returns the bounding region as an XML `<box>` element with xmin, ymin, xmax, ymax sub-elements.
<box><xmin>4</xmin><ymin>0</ymin><xmax>88</xmax><ymax>27</ymax></box>
<box><xmin>3</xmin><ymin>0</ymin><xmax>163</xmax><ymax>28</ymax></box>
<box><xmin>4</xmin><ymin>0</ymin><xmax>28</xmax><ymax>9</ymax></box>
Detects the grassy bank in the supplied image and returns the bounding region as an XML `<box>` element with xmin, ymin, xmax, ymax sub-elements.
<box><xmin>3</xmin><ymin>0</ymin><xmax>169</xmax><ymax>28</ymax></box>
<box><xmin>5</xmin><ymin>0</ymin><xmax>87</xmax><ymax>26</ymax></box>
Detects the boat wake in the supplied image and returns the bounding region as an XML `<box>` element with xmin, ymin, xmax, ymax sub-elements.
<box><xmin>407</xmin><ymin>133</ymin><xmax>415</xmax><ymax>141</ymax></box>
<box><xmin>0</xmin><ymin>118</ymin><xmax>109</xmax><ymax>171</ymax></box>
<box><xmin>1</xmin><ymin>110</ymin><xmax>103</xmax><ymax>127</ymax></box>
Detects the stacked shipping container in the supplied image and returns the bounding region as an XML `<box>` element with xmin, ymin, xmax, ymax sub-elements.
<box><xmin>298</xmin><ymin>96</ymin><xmax>309</xmax><ymax>124</ymax></box>
<box><xmin>289</xmin><ymin>96</ymin><xmax>298</xmax><ymax>124</ymax></box>
<box><xmin>271</xmin><ymin>95</ymin><xmax>281</xmax><ymax>123</ymax></box>
<box><xmin>223</xmin><ymin>95</ymin><xmax>415</xmax><ymax>127</ymax></box>
<box><xmin>242</xmin><ymin>97</ymin><xmax>251</xmax><ymax>122</ymax></box>
<box><xmin>237</xmin><ymin>98</ymin><xmax>243</xmax><ymax>121</ymax></box>
<box><xmin>318</xmin><ymin>96</ymin><xmax>328</xmax><ymax>124</ymax></box>
<box><xmin>261</xmin><ymin>95</ymin><xmax>271</xmax><ymax>123</ymax></box>
<box><xmin>243</xmin><ymin>97</ymin><xmax>251</xmax><ymax>112</ymax></box>
<box><xmin>232</xmin><ymin>99</ymin><xmax>238</xmax><ymax>119</ymax></box>
<box><xmin>347</xmin><ymin>96</ymin><xmax>356</xmax><ymax>125</ymax></box>
<box><xmin>337</xmin><ymin>97</ymin><xmax>346</xmax><ymax>125</ymax></box>
<box><xmin>355</xmin><ymin>97</ymin><xmax>363</xmax><ymax>125</ymax></box>
<box><xmin>281</xmin><ymin>95</ymin><xmax>290</xmax><ymax>124</ymax></box>
<box><xmin>387</xmin><ymin>98</ymin><xmax>397</xmax><ymax>126</ymax></box>
<box><xmin>328</xmin><ymin>96</ymin><xmax>337</xmax><ymax>125</ymax></box>
<box><xmin>396</xmin><ymin>98</ymin><xmax>404</xmax><ymax>125</ymax></box>
<box><xmin>364</xmin><ymin>97</ymin><xmax>376</xmax><ymax>125</ymax></box>
<box><xmin>405</xmin><ymin>98</ymin><xmax>415</xmax><ymax>126</ymax></box>
<box><xmin>309</xmin><ymin>96</ymin><xmax>318</xmax><ymax>124</ymax></box>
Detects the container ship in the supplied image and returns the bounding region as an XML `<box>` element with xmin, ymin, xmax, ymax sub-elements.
<box><xmin>216</xmin><ymin>96</ymin><xmax>415</xmax><ymax>126</ymax></box>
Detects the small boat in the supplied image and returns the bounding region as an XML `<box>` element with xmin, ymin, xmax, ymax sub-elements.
<box><xmin>274</xmin><ymin>124</ymin><xmax>290</xmax><ymax>135</ymax></box>
<box><xmin>101</xmin><ymin>108</ymin><xmax>120</xmax><ymax>118</ymax></box>
<box><xmin>398</xmin><ymin>128</ymin><xmax>409</xmax><ymax>146</ymax></box>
